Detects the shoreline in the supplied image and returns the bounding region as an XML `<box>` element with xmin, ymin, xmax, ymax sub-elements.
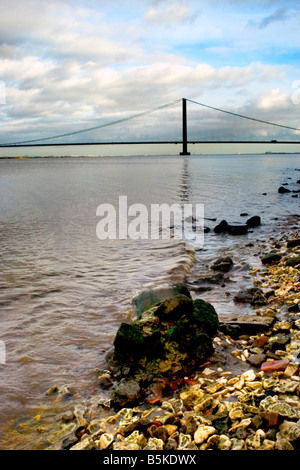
<box><xmin>3</xmin><ymin>221</ymin><xmax>298</xmax><ymax>451</ymax></box>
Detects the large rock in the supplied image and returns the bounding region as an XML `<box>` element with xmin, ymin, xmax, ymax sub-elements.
<box><xmin>108</xmin><ymin>286</ymin><xmax>219</xmax><ymax>406</ymax></box>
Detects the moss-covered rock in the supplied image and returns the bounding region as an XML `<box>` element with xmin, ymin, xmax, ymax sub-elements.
<box><xmin>192</xmin><ymin>299</ymin><xmax>219</xmax><ymax>336</ymax></box>
<box><xmin>109</xmin><ymin>286</ymin><xmax>219</xmax><ymax>407</ymax></box>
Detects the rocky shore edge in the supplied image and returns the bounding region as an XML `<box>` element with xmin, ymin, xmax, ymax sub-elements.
<box><xmin>42</xmin><ymin>226</ymin><xmax>300</xmax><ymax>451</ymax></box>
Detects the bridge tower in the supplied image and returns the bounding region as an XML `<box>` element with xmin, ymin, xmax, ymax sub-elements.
<box><xmin>180</xmin><ymin>98</ymin><xmax>190</xmax><ymax>156</ymax></box>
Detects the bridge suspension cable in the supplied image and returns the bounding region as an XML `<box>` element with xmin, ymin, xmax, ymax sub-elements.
<box><xmin>186</xmin><ymin>98</ymin><xmax>300</xmax><ymax>132</ymax></box>
<box><xmin>0</xmin><ymin>99</ymin><xmax>182</xmax><ymax>146</ymax></box>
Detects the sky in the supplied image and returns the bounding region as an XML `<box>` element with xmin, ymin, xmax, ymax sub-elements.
<box><xmin>0</xmin><ymin>0</ymin><xmax>299</xmax><ymax>149</ymax></box>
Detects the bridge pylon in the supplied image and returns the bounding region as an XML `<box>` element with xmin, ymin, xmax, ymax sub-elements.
<box><xmin>180</xmin><ymin>98</ymin><xmax>190</xmax><ymax>156</ymax></box>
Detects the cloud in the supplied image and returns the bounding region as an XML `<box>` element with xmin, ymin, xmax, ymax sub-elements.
<box><xmin>258</xmin><ymin>7</ymin><xmax>290</xmax><ymax>29</ymax></box>
<box><xmin>0</xmin><ymin>0</ymin><xmax>299</xmax><ymax>144</ymax></box>
<box><xmin>145</xmin><ymin>4</ymin><xmax>197</xmax><ymax>24</ymax></box>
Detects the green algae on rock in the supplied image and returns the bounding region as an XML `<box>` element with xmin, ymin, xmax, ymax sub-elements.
<box><xmin>108</xmin><ymin>285</ymin><xmax>219</xmax><ymax>407</ymax></box>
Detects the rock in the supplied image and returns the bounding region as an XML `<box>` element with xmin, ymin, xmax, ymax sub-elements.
<box><xmin>260</xmin><ymin>412</ymin><xmax>279</xmax><ymax>428</ymax></box>
<box><xmin>154</xmin><ymin>295</ymin><xmax>193</xmax><ymax>321</ymax></box>
<box><xmin>247</xmin><ymin>353</ymin><xmax>266</xmax><ymax>366</ymax></box>
<box><xmin>113</xmin><ymin>323</ymin><xmax>145</xmax><ymax>359</ymax></box>
<box><xmin>260</xmin><ymin>359</ymin><xmax>290</xmax><ymax>372</ymax></box>
<box><xmin>246</xmin><ymin>215</ymin><xmax>261</xmax><ymax>228</ymax></box>
<box><xmin>261</xmin><ymin>252</ymin><xmax>282</xmax><ymax>264</ymax></box>
<box><xmin>286</xmin><ymin>255</ymin><xmax>300</xmax><ymax>267</ymax></box>
<box><xmin>69</xmin><ymin>435</ymin><xmax>95</xmax><ymax>450</ymax></box>
<box><xmin>278</xmin><ymin>186</ymin><xmax>291</xmax><ymax>193</ymax></box>
<box><xmin>233</xmin><ymin>288</ymin><xmax>267</xmax><ymax>306</ymax></box>
<box><xmin>192</xmin><ymin>299</ymin><xmax>219</xmax><ymax>336</ymax></box>
<box><xmin>275</xmin><ymin>438</ymin><xmax>294</xmax><ymax>450</ymax></box>
<box><xmin>98</xmin><ymin>433</ymin><xmax>114</xmax><ymax>450</ymax></box>
<box><xmin>111</xmin><ymin>379</ymin><xmax>141</xmax><ymax>408</ymax></box>
<box><xmin>45</xmin><ymin>385</ymin><xmax>58</xmax><ymax>396</ymax></box>
<box><xmin>211</xmin><ymin>256</ymin><xmax>233</xmax><ymax>273</ymax></box>
<box><xmin>227</xmin><ymin>224</ymin><xmax>249</xmax><ymax>236</ymax></box>
<box><xmin>214</xmin><ymin>220</ymin><xmax>229</xmax><ymax>233</ymax></box>
<box><xmin>113</xmin><ymin>442</ymin><xmax>140</xmax><ymax>450</ymax></box>
<box><xmin>194</xmin><ymin>425</ymin><xmax>216</xmax><ymax>444</ymax></box>
<box><xmin>132</xmin><ymin>284</ymin><xmax>191</xmax><ymax>316</ymax></box>
<box><xmin>287</xmin><ymin>238</ymin><xmax>300</xmax><ymax>248</ymax></box>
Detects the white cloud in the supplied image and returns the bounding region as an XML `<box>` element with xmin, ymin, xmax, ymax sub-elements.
<box><xmin>145</xmin><ymin>4</ymin><xmax>195</xmax><ymax>24</ymax></box>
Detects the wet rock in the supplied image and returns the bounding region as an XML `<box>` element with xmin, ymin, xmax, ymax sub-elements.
<box><xmin>132</xmin><ymin>284</ymin><xmax>191</xmax><ymax>316</ymax></box>
<box><xmin>111</xmin><ymin>379</ymin><xmax>141</xmax><ymax>408</ymax></box>
<box><xmin>153</xmin><ymin>295</ymin><xmax>193</xmax><ymax>321</ymax></box>
<box><xmin>247</xmin><ymin>353</ymin><xmax>266</xmax><ymax>366</ymax></box>
<box><xmin>233</xmin><ymin>288</ymin><xmax>267</xmax><ymax>306</ymax></box>
<box><xmin>287</xmin><ymin>238</ymin><xmax>300</xmax><ymax>248</ymax></box>
<box><xmin>214</xmin><ymin>220</ymin><xmax>229</xmax><ymax>233</ymax></box>
<box><xmin>69</xmin><ymin>434</ymin><xmax>95</xmax><ymax>450</ymax></box>
<box><xmin>286</xmin><ymin>255</ymin><xmax>300</xmax><ymax>267</ymax></box>
<box><xmin>113</xmin><ymin>323</ymin><xmax>145</xmax><ymax>359</ymax></box>
<box><xmin>211</xmin><ymin>256</ymin><xmax>233</xmax><ymax>273</ymax></box>
<box><xmin>261</xmin><ymin>252</ymin><xmax>282</xmax><ymax>265</ymax></box>
<box><xmin>246</xmin><ymin>215</ymin><xmax>261</xmax><ymax>228</ymax></box>
<box><xmin>227</xmin><ymin>224</ymin><xmax>249</xmax><ymax>236</ymax></box>
<box><xmin>45</xmin><ymin>385</ymin><xmax>59</xmax><ymax>396</ymax></box>
<box><xmin>278</xmin><ymin>186</ymin><xmax>291</xmax><ymax>193</ymax></box>
<box><xmin>260</xmin><ymin>359</ymin><xmax>290</xmax><ymax>372</ymax></box>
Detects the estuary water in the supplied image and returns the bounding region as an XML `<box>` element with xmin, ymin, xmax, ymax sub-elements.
<box><xmin>0</xmin><ymin>153</ymin><xmax>299</xmax><ymax>447</ymax></box>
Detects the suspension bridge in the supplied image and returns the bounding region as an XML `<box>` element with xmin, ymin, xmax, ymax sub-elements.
<box><xmin>1</xmin><ymin>98</ymin><xmax>299</xmax><ymax>155</ymax></box>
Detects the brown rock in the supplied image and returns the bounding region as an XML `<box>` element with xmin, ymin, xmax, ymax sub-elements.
<box><xmin>252</xmin><ymin>335</ymin><xmax>269</xmax><ymax>349</ymax></box>
<box><xmin>247</xmin><ymin>353</ymin><xmax>266</xmax><ymax>366</ymax></box>
<box><xmin>260</xmin><ymin>359</ymin><xmax>290</xmax><ymax>372</ymax></box>
<box><xmin>260</xmin><ymin>412</ymin><xmax>279</xmax><ymax>428</ymax></box>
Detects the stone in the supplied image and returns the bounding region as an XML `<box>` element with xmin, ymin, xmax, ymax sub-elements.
<box><xmin>260</xmin><ymin>412</ymin><xmax>279</xmax><ymax>428</ymax></box>
<box><xmin>261</xmin><ymin>252</ymin><xmax>282</xmax><ymax>265</ymax></box>
<box><xmin>154</xmin><ymin>295</ymin><xmax>193</xmax><ymax>321</ymax></box>
<box><xmin>246</xmin><ymin>216</ymin><xmax>261</xmax><ymax>228</ymax></box>
<box><xmin>278</xmin><ymin>186</ymin><xmax>291</xmax><ymax>193</ymax></box>
<box><xmin>98</xmin><ymin>433</ymin><xmax>114</xmax><ymax>450</ymax></box>
<box><xmin>111</xmin><ymin>379</ymin><xmax>141</xmax><ymax>408</ymax></box>
<box><xmin>194</xmin><ymin>425</ymin><xmax>216</xmax><ymax>445</ymax></box>
<box><xmin>233</xmin><ymin>288</ymin><xmax>267</xmax><ymax>306</ymax></box>
<box><xmin>192</xmin><ymin>299</ymin><xmax>219</xmax><ymax>336</ymax></box>
<box><xmin>214</xmin><ymin>220</ymin><xmax>229</xmax><ymax>233</ymax></box>
<box><xmin>260</xmin><ymin>359</ymin><xmax>290</xmax><ymax>372</ymax></box>
<box><xmin>132</xmin><ymin>284</ymin><xmax>191</xmax><ymax>316</ymax></box>
<box><xmin>211</xmin><ymin>256</ymin><xmax>233</xmax><ymax>273</ymax></box>
<box><xmin>247</xmin><ymin>353</ymin><xmax>266</xmax><ymax>366</ymax></box>
<box><xmin>113</xmin><ymin>323</ymin><xmax>145</xmax><ymax>358</ymax></box>
<box><xmin>286</xmin><ymin>256</ymin><xmax>300</xmax><ymax>267</ymax></box>
<box><xmin>113</xmin><ymin>442</ymin><xmax>140</xmax><ymax>450</ymax></box>
<box><xmin>45</xmin><ymin>385</ymin><xmax>58</xmax><ymax>396</ymax></box>
<box><xmin>69</xmin><ymin>435</ymin><xmax>94</xmax><ymax>450</ymax></box>
<box><xmin>144</xmin><ymin>437</ymin><xmax>164</xmax><ymax>450</ymax></box>
<box><xmin>287</xmin><ymin>238</ymin><xmax>300</xmax><ymax>248</ymax></box>
<box><xmin>275</xmin><ymin>438</ymin><xmax>294</xmax><ymax>450</ymax></box>
<box><xmin>227</xmin><ymin>224</ymin><xmax>249</xmax><ymax>236</ymax></box>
